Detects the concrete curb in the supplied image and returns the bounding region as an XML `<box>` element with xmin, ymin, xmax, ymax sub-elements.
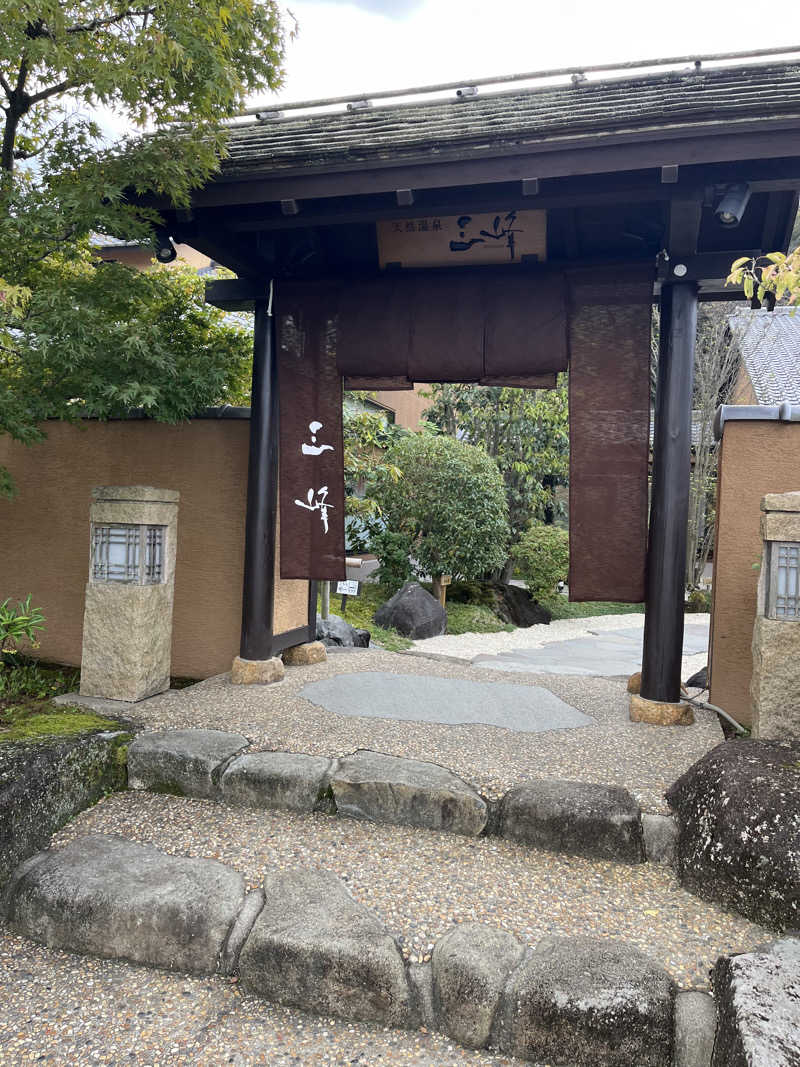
<box><xmin>127</xmin><ymin>730</ymin><xmax>673</xmax><ymax>867</ymax></box>
<box><xmin>4</xmin><ymin>835</ymin><xmax>722</xmax><ymax>1066</ymax></box>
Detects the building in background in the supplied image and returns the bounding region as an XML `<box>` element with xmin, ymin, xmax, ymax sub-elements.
<box><xmin>729</xmin><ymin>306</ymin><xmax>800</xmax><ymax>405</ymax></box>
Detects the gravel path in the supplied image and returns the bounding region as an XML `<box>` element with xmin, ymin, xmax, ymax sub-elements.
<box><xmin>0</xmin><ymin>931</ymin><xmax>517</xmax><ymax>1066</ymax></box>
<box><xmin>54</xmin><ymin>790</ymin><xmax>768</xmax><ymax>989</ymax></box>
<box><xmin>120</xmin><ymin>649</ymin><xmax>724</xmax><ymax>813</ymax></box>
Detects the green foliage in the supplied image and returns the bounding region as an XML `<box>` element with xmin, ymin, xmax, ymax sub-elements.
<box><xmin>0</xmin><ymin>660</ymin><xmax>79</xmax><ymax>700</ymax></box>
<box><xmin>543</xmin><ymin>597</ymin><xmax>645</xmax><ymax>620</ymax></box>
<box><xmin>444</xmin><ymin>603</ymin><xmax>514</xmax><ymax>635</ymax></box>
<box><xmin>0</xmin><ymin>595</ymin><xmax>46</xmax><ymax>657</ymax></box>
<box><xmin>342</xmin><ymin>396</ymin><xmax>406</xmax><ymax>549</ymax></box>
<box><xmin>728</xmin><ymin>248</ymin><xmax>800</xmax><ymax>306</ymax></box>
<box><xmin>0</xmin><ymin>702</ymin><xmax>119</xmax><ymax>743</ymax></box>
<box><xmin>512</xmin><ymin>523</ymin><xmax>570</xmax><ymax>600</ymax></box>
<box><xmin>423</xmin><ymin>379</ymin><xmax>569</xmax><ymax>548</ymax></box>
<box><xmin>375</xmin><ymin>434</ymin><xmax>510</xmax><ymax>582</ymax></box>
<box><xmin>370</xmin><ymin>529</ymin><xmax>415</xmax><ymax>594</ymax></box>
<box><xmin>686</xmin><ymin>588</ymin><xmax>712</xmax><ymax>613</ymax></box>
<box><xmin>1</xmin><ymin>1</ymin><xmax>287</xmax><ymax>490</ymax></box>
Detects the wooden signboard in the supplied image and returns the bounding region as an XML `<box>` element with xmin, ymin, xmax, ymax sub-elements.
<box><xmin>377</xmin><ymin>210</ymin><xmax>546</xmax><ymax>269</ymax></box>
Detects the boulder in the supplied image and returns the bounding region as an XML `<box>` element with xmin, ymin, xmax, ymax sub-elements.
<box><xmin>316</xmin><ymin>613</ymin><xmax>370</xmax><ymax>648</ymax></box>
<box><xmin>712</xmin><ymin>937</ymin><xmax>800</xmax><ymax>1067</ymax></box>
<box><xmin>685</xmin><ymin>665</ymin><xmax>708</xmax><ymax>689</ymax></box>
<box><xmin>498</xmin><ymin>779</ymin><xmax>644</xmax><ymax>864</ymax></box>
<box><xmin>431</xmin><ymin>923</ymin><xmax>524</xmax><ymax>1049</ymax></box>
<box><xmin>220</xmin><ymin>751</ymin><xmax>332</xmax><ymax>813</ymax></box>
<box><xmin>374</xmin><ymin>582</ymin><xmax>446</xmax><ymax>639</ymax></box>
<box><xmin>0</xmin><ymin>730</ymin><xmax>129</xmax><ymax>892</ymax></box>
<box><xmin>127</xmin><ymin>728</ymin><xmax>249</xmax><ymax>799</ymax></box>
<box><xmin>3</xmin><ymin>834</ymin><xmax>247</xmax><ymax>975</ymax></box>
<box><xmin>498</xmin><ymin>934</ymin><xmax>675</xmax><ymax>1067</ymax></box>
<box><xmin>238</xmin><ymin>868</ymin><xmax>410</xmax><ymax>1027</ymax></box>
<box><xmin>282</xmin><ymin>641</ymin><xmax>327</xmax><ymax>666</ymax></box>
<box><xmin>330</xmin><ymin>750</ymin><xmax>487</xmax><ymax>836</ymax></box>
<box><xmin>666</xmin><ymin>739</ymin><xmax>800</xmax><ymax>928</ymax></box>
<box><xmin>490</xmin><ymin>582</ymin><xmax>552</xmax><ymax>628</ymax></box>
<box><xmin>231</xmin><ymin>656</ymin><xmax>285</xmax><ymax>685</ymax></box>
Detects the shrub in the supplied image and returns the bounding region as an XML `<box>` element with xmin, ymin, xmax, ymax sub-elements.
<box><xmin>371</xmin><ymin>529</ymin><xmax>416</xmax><ymax>594</ymax></box>
<box><xmin>513</xmin><ymin>523</ymin><xmax>570</xmax><ymax>600</ymax></box>
<box><xmin>0</xmin><ymin>595</ymin><xmax>45</xmax><ymax>661</ymax></box>
<box><xmin>686</xmin><ymin>588</ymin><xmax>712</xmax><ymax>613</ymax></box>
<box><xmin>374</xmin><ymin>434</ymin><xmax>510</xmax><ymax>582</ymax></box>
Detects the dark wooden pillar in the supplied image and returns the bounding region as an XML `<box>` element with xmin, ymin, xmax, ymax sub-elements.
<box><xmin>641</xmin><ymin>281</ymin><xmax>698</xmax><ymax>702</ymax></box>
<box><xmin>240</xmin><ymin>296</ymin><xmax>278</xmax><ymax>660</ymax></box>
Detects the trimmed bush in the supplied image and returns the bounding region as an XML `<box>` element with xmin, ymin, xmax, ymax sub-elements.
<box><xmin>513</xmin><ymin>523</ymin><xmax>569</xmax><ymax>600</ymax></box>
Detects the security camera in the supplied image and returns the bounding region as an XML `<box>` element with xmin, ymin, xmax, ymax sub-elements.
<box><xmin>153</xmin><ymin>228</ymin><xmax>177</xmax><ymax>263</ymax></box>
<box><xmin>715</xmin><ymin>183</ymin><xmax>751</xmax><ymax>227</ymax></box>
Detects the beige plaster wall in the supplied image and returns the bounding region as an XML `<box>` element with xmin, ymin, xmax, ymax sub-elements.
<box><xmin>710</xmin><ymin>420</ymin><xmax>800</xmax><ymax>726</ymax></box>
<box><xmin>0</xmin><ymin>420</ymin><xmax>308</xmax><ymax>679</ymax></box>
<box><xmin>374</xmin><ymin>384</ymin><xmax>431</xmax><ymax>430</ymax></box>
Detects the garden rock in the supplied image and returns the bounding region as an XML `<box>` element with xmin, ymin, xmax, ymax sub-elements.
<box><xmin>490</xmin><ymin>582</ymin><xmax>551</xmax><ymax>628</ymax></box>
<box><xmin>674</xmin><ymin>991</ymin><xmax>717</xmax><ymax>1067</ymax></box>
<box><xmin>220</xmin><ymin>751</ymin><xmax>332</xmax><ymax>813</ymax></box>
<box><xmin>127</xmin><ymin>728</ymin><xmax>248</xmax><ymax>799</ymax></box>
<box><xmin>642</xmin><ymin>813</ymin><xmax>679</xmax><ymax>866</ymax></box>
<box><xmin>374</xmin><ymin>582</ymin><xmax>446</xmax><ymax>639</ymax></box>
<box><xmin>330</xmin><ymin>750</ymin><xmax>487</xmax><ymax>836</ymax></box>
<box><xmin>238</xmin><ymin>868</ymin><xmax>410</xmax><ymax>1026</ymax></box>
<box><xmin>316</xmin><ymin>613</ymin><xmax>370</xmax><ymax>647</ymax></box>
<box><xmin>3</xmin><ymin>834</ymin><xmax>247</xmax><ymax>975</ymax></box>
<box><xmin>498</xmin><ymin>779</ymin><xmax>644</xmax><ymax>864</ymax></box>
<box><xmin>432</xmin><ymin>923</ymin><xmax>524</xmax><ymax>1049</ymax></box>
<box><xmin>666</xmin><ymin>739</ymin><xmax>800</xmax><ymax>928</ymax></box>
<box><xmin>712</xmin><ymin>937</ymin><xmax>800</xmax><ymax>1067</ymax></box>
<box><xmin>0</xmin><ymin>730</ymin><xmax>129</xmax><ymax>892</ymax></box>
<box><xmin>685</xmin><ymin>665</ymin><xmax>708</xmax><ymax>689</ymax></box>
<box><xmin>499</xmin><ymin>934</ymin><xmax>675</xmax><ymax>1066</ymax></box>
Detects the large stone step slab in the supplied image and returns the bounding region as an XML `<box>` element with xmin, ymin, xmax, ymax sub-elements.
<box><xmin>220</xmin><ymin>751</ymin><xmax>332</xmax><ymax>813</ymax></box>
<box><xmin>499</xmin><ymin>934</ymin><xmax>675</xmax><ymax>1066</ymax></box>
<box><xmin>330</xmin><ymin>750</ymin><xmax>487</xmax><ymax>836</ymax></box>
<box><xmin>712</xmin><ymin>936</ymin><xmax>800</xmax><ymax>1067</ymax></box>
<box><xmin>239</xmin><ymin>868</ymin><xmax>411</xmax><ymax>1027</ymax></box>
<box><xmin>127</xmin><ymin>729</ymin><xmax>249</xmax><ymax>799</ymax></box>
<box><xmin>498</xmin><ymin>779</ymin><xmax>644</xmax><ymax>863</ymax></box>
<box><xmin>2</xmin><ymin>834</ymin><xmax>247</xmax><ymax>975</ymax></box>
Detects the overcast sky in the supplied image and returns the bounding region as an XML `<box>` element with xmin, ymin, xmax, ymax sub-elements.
<box><xmin>268</xmin><ymin>0</ymin><xmax>797</xmax><ymax>105</ymax></box>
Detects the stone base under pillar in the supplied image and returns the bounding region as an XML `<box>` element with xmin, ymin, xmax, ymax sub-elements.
<box><xmin>627</xmin><ymin>671</ymin><xmax>642</xmax><ymax>694</ymax></box>
<box><xmin>231</xmin><ymin>656</ymin><xmax>285</xmax><ymax>685</ymax></box>
<box><xmin>630</xmin><ymin>693</ymin><xmax>694</xmax><ymax>726</ymax></box>
<box><xmin>282</xmin><ymin>641</ymin><xmax>327</xmax><ymax>666</ymax></box>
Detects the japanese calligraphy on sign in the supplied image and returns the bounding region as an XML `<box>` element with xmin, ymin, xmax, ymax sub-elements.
<box><xmin>377</xmin><ymin>210</ymin><xmax>546</xmax><ymax>269</ymax></box>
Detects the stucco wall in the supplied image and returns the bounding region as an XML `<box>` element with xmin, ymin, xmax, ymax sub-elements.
<box><xmin>710</xmin><ymin>419</ymin><xmax>800</xmax><ymax>726</ymax></box>
<box><xmin>374</xmin><ymin>384</ymin><xmax>431</xmax><ymax>430</ymax></box>
<box><xmin>0</xmin><ymin>420</ymin><xmax>308</xmax><ymax>679</ymax></box>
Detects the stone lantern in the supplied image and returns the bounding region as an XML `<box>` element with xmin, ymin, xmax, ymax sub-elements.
<box><xmin>80</xmin><ymin>487</ymin><xmax>179</xmax><ymax>702</ymax></box>
<box><xmin>751</xmin><ymin>491</ymin><xmax>800</xmax><ymax>739</ymax></box>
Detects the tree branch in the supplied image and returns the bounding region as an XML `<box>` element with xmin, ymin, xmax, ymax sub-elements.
<box><xmin>0</xmin><ymin>73</ymin><xmax>12</xmax><ymax>98</ymax></box>
<box><xmin>28</xmin><ymin>79</ymin><xmax>75</xmax><ymax>106</ymax></box>
<box><xmin>65</xmin><ymin>7</ymin><xmax>155</xmax><ymax>34</ymax></box>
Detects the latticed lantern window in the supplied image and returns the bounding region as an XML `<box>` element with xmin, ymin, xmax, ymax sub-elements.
<box><xmin>92</xmin><ymin>525</ymin><xmax>165</xmax><ymax>585</ymax></box>
<box><xmin>767</xmin><ymin>541</ymin><xmax>800</xmax><ymax>620</ymax></box>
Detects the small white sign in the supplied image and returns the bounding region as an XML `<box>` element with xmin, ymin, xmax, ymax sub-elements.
<box><xmin>336</xmin><ymin>580</ymin><xmax>360</xmax><ymax>596</ymax></box>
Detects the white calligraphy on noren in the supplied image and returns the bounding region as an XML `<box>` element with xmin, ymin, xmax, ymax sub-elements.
<box><xmin>301</xmin><ymin>420</ymin><xmax>334</xmax><ymax>456</ymax></box>
<box><xmin>294</xmin><ymin>486</ymin><xmax>334</xmax><ymax>533</ymax></box>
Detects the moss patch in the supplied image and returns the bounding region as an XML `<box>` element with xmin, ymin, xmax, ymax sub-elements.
<box><xmin>445</xmin><ymin>603</ymin><xmax>515</xmax><ymax>635</ymax></box>
<box><xmin>0</xmin><ymin>701</ymin><xmax>121</xmax><ymax>744</ymax></box>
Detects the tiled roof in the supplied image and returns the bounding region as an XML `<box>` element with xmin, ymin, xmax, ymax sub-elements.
<box><xmin>729</xmin><ymin>307</ymin><xmax>800</xmax><ymax>404</ymax></box>
<box><xmin>222</xmin><ymin>61</ymin><xmax>800</xmax><ymax>176</ymax></box>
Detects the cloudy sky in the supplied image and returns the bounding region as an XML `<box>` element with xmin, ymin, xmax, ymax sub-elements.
<box><xmin>268</xmin><ymin>0</ymin><xmax>796</xmax><ymax>106</ymax></box>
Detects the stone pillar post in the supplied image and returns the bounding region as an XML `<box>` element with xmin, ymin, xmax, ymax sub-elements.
<box><xmin>751</xmin><ymin>491</ymin><xmax>800</xmax><ymax>739</ymax></box>
<box><xmin>80</xmin><ymin>486</ymin><xmax>179</xmax><ymax>702</ymax></box>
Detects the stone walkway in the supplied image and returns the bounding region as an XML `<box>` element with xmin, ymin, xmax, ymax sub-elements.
<box><xmin>0</xmin><ymin>930</ymin><xmax>516</xmax><ymax>1066</ymax></box>
<box><xmin>118</xmin><ymin>649</ymin><xmax>723</xmax><ymax>812</ymax></box>
<box><xmin>52</xmin><ymin>791</ymin><xmax>768</xmax><ymax>989</ymax></box>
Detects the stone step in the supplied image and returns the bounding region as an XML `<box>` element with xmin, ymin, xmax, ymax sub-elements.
<box><xmin>2</xmin><ymin>832</ymin><xmax>734</xmax><ymax>1067</ymax></box>
<box><xmin>127</xmin><ymin>729</ymin><xmax>676</xmax><ymax>866</ymax></box>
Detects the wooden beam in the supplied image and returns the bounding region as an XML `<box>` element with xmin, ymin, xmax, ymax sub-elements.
<box><xmin>666</xmin><ymin>197</ymin><xmax>704</xmax><ymax>257</ymax></box>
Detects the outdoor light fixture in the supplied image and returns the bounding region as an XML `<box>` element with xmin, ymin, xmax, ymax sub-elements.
<box><xmin>715</xmin><ymin>183</ymin><xmax>751</xmax><ymax>227</ymax></box>
<box><xmin>456</xmin><ymin>86</ymin><xmax>478</xmax><ymax>98</ymax></box>
<box><xmin>154</xmin><ymin>228</ymin><xmax>177</xmax><ymax>263</ymax></box>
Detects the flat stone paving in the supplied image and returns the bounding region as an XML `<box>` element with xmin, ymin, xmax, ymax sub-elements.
<box><xmin>53</xmin><ymin>790</ymin><xmax>768</xmax><ymax>989</ymax></box>
<box><xmin>301</xmin><ymin>673</ymin><xmax>595</xmax><ymax>732</ymax></box>
<box><xmin>121</xmin><ymin>649</ymin><xmax>723</xmax><ymax>812</ymax></box>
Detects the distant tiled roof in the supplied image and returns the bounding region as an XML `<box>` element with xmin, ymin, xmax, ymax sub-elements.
<box><xmin>222</xmin><ymin>61</ymin><xmax>800</xmax><ymax>176</ymax></box>
<box><xmin>729</xmin><ymin>307</ymin><xmax>800</xmax><ymax>404</ymax></box>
